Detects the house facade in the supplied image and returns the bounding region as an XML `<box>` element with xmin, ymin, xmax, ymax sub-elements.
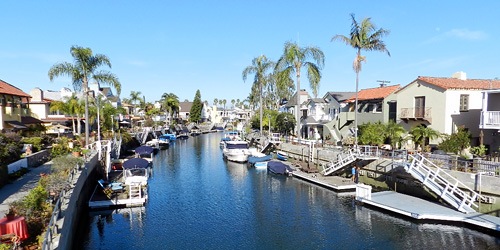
<box><xmin>395</xmin><ymin>72</ymin><xmax>500</xmax><ymax>148</ymax></box>
<box><xmin>0</xmin><ymin>79</ymin><xmax>32</xmax><ymax>132</ymax></box>
<box><xmin>480</xmin><ymin>89</ymin><xmax>500</xmax><ymax>151</ymax></box>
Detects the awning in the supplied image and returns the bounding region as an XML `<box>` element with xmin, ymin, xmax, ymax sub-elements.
<box><xmin>5</xmin><ymin>120</ymin><xmax>27</xmax><ymax>129</ymax></box>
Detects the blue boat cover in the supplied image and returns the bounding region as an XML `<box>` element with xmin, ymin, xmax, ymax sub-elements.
<box><xmin>135</xmin><ymin>145</ymin><xmax>154</xmax><ymax>155</ymax></box>
<box><xmin>267</xmin><ymin>161</ymin><xmax>293</xmax><ymax>175</ymax></box>
<box><xmin>248</xmin><ymin>154</ymin><xmax>272</xmax><ymax>164</ymax></box>
<box><xmin>123</xmin><ymin>158</ymin><xmax>150</xmax><ymax>169</ymax></box>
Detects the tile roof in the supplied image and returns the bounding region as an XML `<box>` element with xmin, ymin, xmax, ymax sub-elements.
<box><xmin>345</xmin><ymin>84</ymin><xmax>400</xmax><ymax>103</ymax></box>
<box><xmin>0</xmin><ymin>79</ymin><xmax>31</xmax><ymax>97</ymax></box>
<box><xmin>417</xmin><ymin>76</ymin><xmax>500</xmax><ymax>90</ymax></box>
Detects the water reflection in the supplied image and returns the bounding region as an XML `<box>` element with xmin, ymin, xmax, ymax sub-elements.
<box><xmin>80</xmin><ymin>133</ymin><xmax>500</xmax><ymax>249</ymax></box>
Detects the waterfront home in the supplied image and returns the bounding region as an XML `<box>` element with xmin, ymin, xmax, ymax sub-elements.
<box><xmin>282</xmin><ymin>89</ymin><xmax>311</xmax><ymax>137</ymax></box>
<box><xmin>395</xmin><ymin>72</ymin><xmax>500</xmax><ymax>148</ymax></box>
<box><xmin>333</xmin><ymin>84</ymin><xmax>400</xmax><ymax>143</ymax></box>
<box><xmin>0</xmin><ymin>79</ymin><xmax>35</xmax><ymax>132</ymax></box>
<box><xmin>480</xmin><ymin>89</ymin><xmax>500</xmax><ymax>151</ymax></box>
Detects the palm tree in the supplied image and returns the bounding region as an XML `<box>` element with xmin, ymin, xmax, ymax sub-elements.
<box><xmin>275</xmin><ymin>41</ymin><xmax>324</xmax><ymax>138</ymax></box>
<box><xmin>48</xmin><ymin>46</ymin><xmax>121</xmax><ymax>145</ymax></box>
<box><xmin>129</xmin><ymin>91</ymin><xmax>142</xmax><ymax>115</ymax></box>
<box><xmin>385</xmin><ymin>121</ymin><xmax>405</xmax><ymax>149</ymax></box>
<box><xmin>332</xmin><ymin>13</ymin><xmax>390</xmax><ymax>145</ymax></box>
<box><xmin>243</xmin><ymin>55</ymin><xmax>275</xmax><ymax>134</ymax></box>
<box><xmin>410</xmin><ymin>125</ymin><xmax>441</xmax><ymax>151</ymax></box>
<box><xmin>213</xmin><ymin>98</ymin><xmax>218</xmax><ymax>107</ymax></box>
<box><xmin>161</xmin><ymin>93</ymin><xmax>179</xmax><ymax>124</ymax></box>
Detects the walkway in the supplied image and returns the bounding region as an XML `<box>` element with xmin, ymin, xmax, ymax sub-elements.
<box><xmin>0</xmin><ymin>161</ymin><xmax>52</xmax><ymax>217</ymax></box>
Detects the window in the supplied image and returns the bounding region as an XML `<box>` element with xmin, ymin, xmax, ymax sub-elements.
<box><xmin>460</xmin><ymin>94</ymin><xmax>469</xmax><ymax>112</ymax></box>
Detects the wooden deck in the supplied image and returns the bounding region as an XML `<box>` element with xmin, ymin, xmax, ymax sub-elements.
<box><xmin>292</xmin><ymin>170</ymin><xmax>357</xmax><ymax>191</ymax></box>
<box><xmin>357</xmin><ymin>190</ymin><xmax>500</xmax><ymax>233</ymax></box>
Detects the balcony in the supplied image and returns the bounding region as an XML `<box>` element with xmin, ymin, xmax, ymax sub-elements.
<box><xmin>480</xmin><ymin>111</ymin><xmax>500</xmax><ymax>129</ymax></box>
<box><xmin>400</xmin><ymin>107</ymin><xmax>432</xmax><ymax>122</ymax></box>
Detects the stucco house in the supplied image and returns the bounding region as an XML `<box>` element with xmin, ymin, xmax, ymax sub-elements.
<box><xmin>332</xmin><ymin>84</ymin><xmax>400</xmax><ymax>144</ymax></box>
<box><xmin>0</xmin><ymin>79</ymin><xmax>34</xmax><ymax>132</ymax></box>
<box><xmin>479</xmin><ymin>89</ymin><xmax>500</xmax><ymax>152</ymax></box>
<box><xmin>283</xmin><ymin>89</ymin><xmax>311</xmax><ymax>137</ymax></box>
<box><xmin>395</xmin><ymin>72</ymin><xmax>500</xmax><ymax>149</ymax></box>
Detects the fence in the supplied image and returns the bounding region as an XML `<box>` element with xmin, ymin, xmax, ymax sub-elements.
<box><xmin>422</xmin><ymin>153</ymin><xmax>500</xmax><ymax>177</ymax></box>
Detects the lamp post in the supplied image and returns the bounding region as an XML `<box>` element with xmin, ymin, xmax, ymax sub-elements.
<box><xmin>268</xmin><ymin>114</ymin><xmax>271</xmax><ymax>136</ymax></box>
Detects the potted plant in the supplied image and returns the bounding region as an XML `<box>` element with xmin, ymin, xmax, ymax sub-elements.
<box><xmin>72</xmin><ymin>145</ymin><xmax>81</xmax><ymax>157</ymax></box>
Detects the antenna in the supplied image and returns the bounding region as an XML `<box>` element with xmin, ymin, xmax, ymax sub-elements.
<box><xmin>377</xmin><ymin>80</ymin><xmax>391</xmax><ymax>87</ymax></box>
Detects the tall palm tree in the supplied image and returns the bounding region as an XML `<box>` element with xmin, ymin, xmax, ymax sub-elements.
<box><xmin>275</xmin><ymin>41</ymin><xmax>324</xmax><ymax>138</ymax></box>
<box><xmin>243</xmin><ymin>55</ymin><xmax>275</xmax><ymax>134</ymax></box>
<box><xmin>48</xmin><ymin>46</ymin><xmax>121</xmax><ymax>145</ymax></box>
<box><xmin>332</xmin><ymin>13</ymin><xmax>390</xmax><ymax>145</ymax></box>
<box><xmin>213</xmin><ymin>98</ymin><xmax>218</xmax><ymax>107</ymax></box>
<box><xmin>129</xmin><ymin>91</ymin><xmax>142</xmax><ymax>115</ymax></box>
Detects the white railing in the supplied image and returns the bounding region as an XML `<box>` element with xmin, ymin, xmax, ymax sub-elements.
<box><xmin>405</xmin><ymin>154</ymin><xmax>485</xmax><ymax>213</ymax></box>
<box><xmin>480</xmin><ymin>111</ymin><xmax>500</xmax><ymax>128</ymax></box>
<box><xmin>321</xmin><ymin>149</ymin><xmax>357</xmax><ymax>176</ymax></box>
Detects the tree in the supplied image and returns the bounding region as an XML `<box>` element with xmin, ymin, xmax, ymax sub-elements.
<box><xmin>275</xmin><ymin>41</ymin><xmax>324</xmax><ymax>138</ymax></box>
<box><xmin>161</xmin><ymin>93</ymin><xmax>180</xmax><ymax>123</ymax></box>
<box><xmin>213</xmin><ymin>98</ymin><xmax>218</xmax><ymax>107</ymax></box>
<box><xmin>410</xmin><ymin>125</ymin><xmax>441</xmax><ymax>151</ymax></box>
<box><xmin>385</xmin><ymin>121</ymin><xmax>405</xmax><ymax>149</ymax></box>
<box><xmin>438</xmin><ymin>126</ymin><xmax>471</xmax><ymax>155</ymax></box>
<box><xmin>129</xmin><ymin>91</ymin><xmax>142</xmax><ymax>115</ymax></box>
<box><xmin>243</xmin><ymin>55</ymin><xmax>275</xmax><ymax>134</ymax></box>
<box><xmin>332</xmin><ymin>13</ymin><xmax>390</xmax><ymax>145</ymax></box>
<box><xmin>358</xmin><ymin>122</ymin><xmax>385</xmax><ymax>146</ymax></box>
<box><xmin>275</xmin><ymin>112</ymin><xmax>296</xmax><ymax>135</ymax></box>
<box><xmin>190</xmin><ymin>90</ymin><xmax>203</xmax><ymax>123</ymax></box>
<box><xmin>48</xmin><ymin>46</ymin><xmax>121</xmax><ymax>145</ymax></box>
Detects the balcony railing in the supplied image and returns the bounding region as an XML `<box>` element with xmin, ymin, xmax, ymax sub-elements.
<box><xmin>480</xmin><ymin>111</ymin><xmax>500</xmax><ymax>129</ymax></box>
<box><xmin>400</xmin><ymin>107</ymin><xmax>432</xmax><ymax>122</ymax></box>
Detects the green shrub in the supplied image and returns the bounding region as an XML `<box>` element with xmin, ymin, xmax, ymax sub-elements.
<box><xmin>470</xmin><ymin>145</ymin><xmax>487</xmax><ymax>157</ymax></box>
<box><xmin>21</xmin><ymin>137</ymin><xmax>44</xmax><ymax>152</ymax></box>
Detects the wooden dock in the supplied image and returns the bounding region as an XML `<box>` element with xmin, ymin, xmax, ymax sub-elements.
<box><xmin>88</xmin><ymin>185</ymin><xmax>148</xmax><ymax>209</ymax></box>
<box><xmin>292</xmin><ymin>170</ymin><xmax>357</xmax><ymax>191</ymax></box>
<box><xmin>356</xmin><ymin>187</ymin><xmax>500</xmax><ymax>233</ymax></box>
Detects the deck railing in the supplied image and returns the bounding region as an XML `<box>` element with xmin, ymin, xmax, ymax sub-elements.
<box><xmin>480</xmin><ymin>111</ymin><xmax>500</xmax><ymax>129</ymax></box>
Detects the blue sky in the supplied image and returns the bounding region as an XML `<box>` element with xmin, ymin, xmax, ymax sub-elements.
<box><xmin>0</xmin><ymin>1</ymin><xmax>498</xmax><ymax>104</ymax></box>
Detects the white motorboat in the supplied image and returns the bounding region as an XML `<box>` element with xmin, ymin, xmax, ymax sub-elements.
<box><xmin>222</xmin><ymin>140</ymin><xmax>251</xmax><ymax>163</ymax></box>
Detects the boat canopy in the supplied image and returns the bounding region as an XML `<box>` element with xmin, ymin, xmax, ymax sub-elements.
<box><xmin>123</xmin><ymin>158</ymin><xmax>150</xmax><ymax>169</ymax></box>
<box><xmin>135</xmin><ymin>145</ymin><xmax>154</xmax><ymax>155</ymax></box>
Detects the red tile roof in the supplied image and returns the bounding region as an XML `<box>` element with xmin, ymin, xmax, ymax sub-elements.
<box><xmin>0</xmin><ymin>79</ymin><xmax>31</xmax><ymax>97</ymax></box>
<box><xmin>417</xmin><ymin>76</ymin><xmax>500</xmax><ymax>90</ymax></box>
<box><xmin>345</xmin><ymin>84</ymin><xmax>400</xmax><ymax>103</ymax></box>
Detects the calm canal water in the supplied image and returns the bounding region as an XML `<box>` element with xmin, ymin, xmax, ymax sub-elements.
<box><xmin>79</xmin><ymin>133</ymin><xmax>499</xmax><ymax>249</ymax></box>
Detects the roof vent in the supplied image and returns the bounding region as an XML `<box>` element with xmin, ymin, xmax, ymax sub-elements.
<box><xmin>452</xmin><ymin>71</ymin><xmax>467</xmax><ymax>80</ymax></box>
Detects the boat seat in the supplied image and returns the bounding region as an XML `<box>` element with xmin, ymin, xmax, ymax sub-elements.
<box><xmin>98</xmin><ymin>179</ymin><xmax>123</xmax><ymax>198</ymax></box>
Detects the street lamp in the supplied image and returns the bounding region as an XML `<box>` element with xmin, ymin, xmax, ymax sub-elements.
<box><xmin>111</xmin><ymin>115</ymin><xmax>114</xmax><ymax>136</ymax></box>
<box><xmin>268</xmin><ymin>114</ymin><xmax>271</xmax><ymax>136</ymax></box>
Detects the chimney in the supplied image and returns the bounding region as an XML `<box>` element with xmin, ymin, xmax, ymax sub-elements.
<box><xmin>452</xmin><ymin>71</ymin><xmax>467</xmax><ymax>80</ymax></box>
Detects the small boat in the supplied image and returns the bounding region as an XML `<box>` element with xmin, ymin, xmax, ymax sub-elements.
<box><xmin>134</xmin><ymin>145</ymin><xmax>154</xmax><ymax>163</ymax></box>
<box><xmin>267</xmin><ymin>161</ymin><xmax>294</xmax><ymax>176</ymax></box>
<box><xmin>163</xmin><ymin>133</ymin><xmax>177</xmax><ymax>141</ymax></box>
<box><xmin>190</xmin><ymin>129</ymin><xmax>201</xmax><ymax>136</ymax></box>
<box><xmin>219</xmin><ymin>137</ymin><xmax>232</xmax><ymax>148</ymax></box>
<box><xmin>158</xmin><ymin>135</ymin><xmax>170</xmax><ymax>149</ymax></box>
<box><xmin>145</xmin><ymin>139</ymin><xmax>160</xmax><ymax>153</ymax></box>
<box><xmin>177</xmin><ymin>132</ymin><xmax>189</xmax><ymax>140</ymax></box>
<box><xmin>222</xmin><ymin>140</ymin><xmax>251</xmax><ymax>163</ymax></box>
<box><xmin>276</xmin><ymin>151</ymin><xmax>288</xmax><ymax>161</ymax></box>
<box><xmin>122</xmin><ymin>157</ymin><xmax>150</xmax><ymax>186</ymax></box>
<box><xmin>254</xmin><ymin>161</ymin><xmax>268</xmax><ymax>169</ymax></box>
<box><xmin>248</xmin><ymin>152</ymin><xmax>272</xmax><ymax>165</ymax></box>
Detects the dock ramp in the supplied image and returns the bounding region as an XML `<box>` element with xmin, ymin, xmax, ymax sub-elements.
<box><xmin>403</xmin><ymin>154</ymin><xmax>485</xmax><ymax>214</ymax></box>
<box><xmin>320</xmin><ymin>149</ymin><xmax>357</xmax><ymax>176</ymax></box>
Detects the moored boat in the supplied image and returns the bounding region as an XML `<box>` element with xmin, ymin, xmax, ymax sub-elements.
<box><xmin>254</xmin><ymin>161</ymin><xmax>268</xmax><ymax>169</ymax></box>
<box><xmin>248</xmin><ymin>152</ymin><xmax>272</xmax><ymax>165</ymax></box>
<box><xmin>158</xmin><ymin>135</ymin><xmax>170</xmax><ymax>149</ymax></box>
<box><xmin>267</xmin><ymin>160</ymin><xmax>294</xmax><ymax>176</ymax></box>
<box><xmin>276</xmin><ymin>151</ymin><xmax>288</xmax><ymax>161</ymax></box>
<box><xmin>222</xmin><ymin>140</ymin><xmax>251</xmax><ymax>163</ymax></box>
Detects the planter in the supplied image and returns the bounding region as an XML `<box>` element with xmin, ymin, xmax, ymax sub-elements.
<box><xmin>72</xmin><ymin>151</ymin><xmax>81</xmax><ymax>157</ymax></box>
<box><xmin>6</xmin><ymin>214</ymin><xmax>15</xmax><ymax>221</ymax></box>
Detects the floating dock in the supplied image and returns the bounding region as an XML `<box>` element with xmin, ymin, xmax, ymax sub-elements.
<box><xmin>292</xmin><ymin>170</ymin><xmax>357</xmax><ymax>191</ymax></box>
<box><xmin>88</xmin><ymin>184</ymin><xmax>148</xmax><ymax>209</ymax></box>
<box><xmin>356</xmin><ymin>185</ymin><xmax>500</xmax><ymax>234</ymax></box>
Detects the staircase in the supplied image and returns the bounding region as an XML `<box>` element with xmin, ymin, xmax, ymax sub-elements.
<box><xmin>320</xmin><ymin>149</ymin><xmax>357</xmax><ymax>176</ymax></box>
<box><xmin>404</xmin><ymin>154</ymin><xmax>485</xmax><ymax>213</ymax></box>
